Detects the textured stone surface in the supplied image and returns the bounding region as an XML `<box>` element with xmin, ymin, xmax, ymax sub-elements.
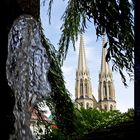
<box><xmin>6</xmin><ymin>14</ymin><xmax>51</xmax><ymax>140</ymax></box>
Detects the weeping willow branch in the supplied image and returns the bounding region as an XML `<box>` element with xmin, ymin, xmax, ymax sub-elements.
<box><xmin>56</xmin><ymin>0</ymin><xmax>134</xmax><ymax>86</ymax></box>
<box><xmin>40</xmin><ymin>28</ymin><xmax>76</xmax><ymax>135</ymax></box>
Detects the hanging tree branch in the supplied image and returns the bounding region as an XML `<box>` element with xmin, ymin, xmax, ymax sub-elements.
<box><xmin>48</xmin><ymin>0</ymin><xmax>134</xmax><ymax>86</ymax></box>
<box><xmin>41</xmin><ymin>29</ymin><xmax>76</xmax><ymax>136</ymax></box>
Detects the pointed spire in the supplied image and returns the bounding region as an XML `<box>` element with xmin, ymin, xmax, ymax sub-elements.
<box><xmin>100</xmin><ymin>34</ymin><xmax>110</xmax><ymax>74</ymax></box>
<box><xmin>75</xmin><ymin>34</ymin><xmax>97</xmax><ymax>109</ymax></box>
<box><xmin>77</xmin><ymin>34</ymin><xmax>88</xmax><ymax>72</ymax></box>
<box><xmin>98</xmin><ymin>34</ymin><xmax>116</xmax><ymax>111</ymax></box>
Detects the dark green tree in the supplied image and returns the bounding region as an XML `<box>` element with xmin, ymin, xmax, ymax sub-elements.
<box><xmin>135</xmin><ymin>0</ymin><xmax>140</xmax><ymax>134</ymax></box>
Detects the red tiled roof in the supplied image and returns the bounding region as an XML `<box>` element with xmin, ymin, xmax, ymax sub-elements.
<box><xmin>31</xmin><ymin>109</ymin><xmax>50</xmax><ymax>121</ymax></box>
<box><xmin>30</xmin><ymin>109</ymin><xmax>58</xmax><ymax>129</ymax></box>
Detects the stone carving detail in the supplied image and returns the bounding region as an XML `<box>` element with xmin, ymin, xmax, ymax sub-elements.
<box><xmin>6</xmin><ymin>15</ymin><xmax>51</xmax><ymax>140</ymax></box>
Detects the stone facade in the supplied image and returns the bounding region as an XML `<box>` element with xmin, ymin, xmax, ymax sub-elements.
<box><xmin>75</xmin><ymin>34</ymin><xmax>116</xmax><ymax>111</ymax></box>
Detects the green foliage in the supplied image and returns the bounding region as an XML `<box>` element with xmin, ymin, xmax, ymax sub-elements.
<box><xmin>39</xmin><ymin>29</ymin><xmax>76</xmax><ymax>136</ymax></box>
<box><xmin>73</xmin><ymin>108</ymin><xmax>134</xmax><ymax>138</ymax></box>
<box><xmin>37</xmin><ymin>107</ymin><xmax>134</xmax><ymax>140</ymax></box>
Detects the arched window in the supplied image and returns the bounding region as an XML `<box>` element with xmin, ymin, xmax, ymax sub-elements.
<box><xmin>80</xmin><ymin>79</ymin><xmax>83</xmax><ymax>97</ymax></box>
<box><xmin>80</xmin><ymin>102</ymin><xmax>83</xmax><ymax>108</ymax></box>
<box><xmin>86</xmin><ymin>102</ymin><xmax>89</xmax><ymax>109</ymax></box>
<box><xmin>108</xmin><ymin>81</ymin><xmax>112</xmax><ymax>99</ymax></box>
<box><xmin>85</xmin><ymin>79</ymin><xmax>88</xmax><ymax>97</ymax></box>
<box><xmin>100</xmin><ymin>105</ymin><xmax>102</xmax><ymax>110</ymax></box>
<box><xmin>110</xmin><ymin>104</ymin><xmax>113</xmax><ymax>110</ymax></box>
<box><xmin>104</xmin><ymin>104</ymin><xmax>107</xmax><ymax>110</ymax></box>
<box><xmin>103</xmin><ymin>81</ymin><xmax>107</xmax><ymax>98</ymax></box>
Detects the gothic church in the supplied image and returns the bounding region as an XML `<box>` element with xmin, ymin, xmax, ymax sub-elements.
<box><xmin>75</xmin><ymin>34</ymin><xmax>116</xmax><ymax>111</ymax></box>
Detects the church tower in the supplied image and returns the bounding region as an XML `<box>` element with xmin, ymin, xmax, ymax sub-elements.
<box><xmin>75</xmin><ymin>34</ymin><xmax>97</xmax><ymax>109</ymax></box>
<box><xmin>98</xmin><ymin>35</ymin><xmax>116</xmax><ymax>111</ymax></box>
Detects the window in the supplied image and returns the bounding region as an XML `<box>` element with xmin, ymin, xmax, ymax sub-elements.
<box><xmin>103</xmin><ymin>81</ymin><xmax>107</xmax><ymax>97</ymax></box>
<box><xmin>100</xmin><ymin>105</ymin><xmax>102</xmax><ymax>110</ymax></box>
<box><xmin>80</xmin><ymin>79</ymin><xmax>83</xmax><ymax>97</ymax></box>
<box><xmin>86</xmin><ymin>102</ymin><xmax>89</xmax><ymax>109</ymax></box>
<box><xmin>108</xmin><ymin>81</ymin><xmax>112</xmax><ymax>99</ymax></box>
<box><xmin>110</xmin><ymin>105</ymin><xmax>113</xmax><ymax>110</ymax></box>
<box><xmin>104</xmin><ymin>105</ymin><xmax>107</xmax><ymax>110</ymax></box>
<box><xmin>85</xmin><ymin>79</ymin><xmax>88</xmax><ymax>97</ymax></box>
<box><xmin>80</xmin><ymin>102</ymin><xmax>83</xmax><ymax>108</ymax></box>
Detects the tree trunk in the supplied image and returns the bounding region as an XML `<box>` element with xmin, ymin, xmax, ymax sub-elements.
<box><xmin>135</xmin><ymin>0</ymin><xmax>140</xmax><ymax>136</ymax></box>
<box><xmin>0</xmin><ymin>0</ymin><xmax>40</xmax><ymax>139</ymax></box>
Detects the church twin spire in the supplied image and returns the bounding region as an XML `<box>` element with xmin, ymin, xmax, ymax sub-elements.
<box><xmin>75</xmin><ymin>33</ymin><xmax>116</xmax><ymax>111</ymax></box>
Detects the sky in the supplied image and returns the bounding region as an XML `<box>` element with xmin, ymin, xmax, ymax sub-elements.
<box><xmin>40</xmin><ymin>0</ymin><xmax>134</xmax><ymax>113</ymax></box>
